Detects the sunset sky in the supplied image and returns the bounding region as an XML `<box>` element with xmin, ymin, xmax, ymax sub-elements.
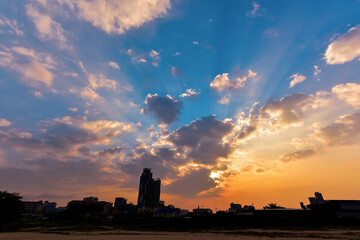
<box><xmin>0</xmin><ymin>0</ymin><xmax>360</xmax><ymax>210</ymax></box>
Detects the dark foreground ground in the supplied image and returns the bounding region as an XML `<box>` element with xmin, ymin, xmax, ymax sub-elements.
<box><xmin>1</xmin><ymin>213</ymin><xmax>360</xmax><ymax>239</ymax></box>
<box><xmin>2</xmin><ymin>227</ymin><xmax>360</xmax><ymax>240</ymax></box>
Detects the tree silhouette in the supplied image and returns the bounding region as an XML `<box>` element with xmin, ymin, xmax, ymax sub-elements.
<box><xmin>0</xmin><ymin>191</ymin><xmax>23</xmax><ymax>223</ymax></box>
<box><xmin>265</xmin><ymin>203</ymin><xmax>285</xmax><ymax>209</ymax></box>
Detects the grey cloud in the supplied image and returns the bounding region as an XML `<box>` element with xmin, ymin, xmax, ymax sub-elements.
<box><xmin>235</xmin><ymin>93</ymin><xmax>313</xmax><ymax>141</ymax></box>
<box><xmin>143</xmin><ymin>94</ymin><xmax>183</xmax><ymax>125</ymax></box>
<box><xmin>98</xmin><ymin>146</ymin><xmax>122</xmax><ymax>156</ymax></box>
<box><xmin>168</xmin><ymin>115</ymin><xmax>234</xmax><ymax>165</ymax></box>
<box><xmin>0</xmin><ymin>158</ymin><xmax>117</xmax><ymax>194</ymax></box>
<box><xmin>0</xmin><ymin>123</ymin><xmax>101</xmax><ymax>154</ymax></box>
<box><xmin>168</xmin><ymin>115</ymin><xmax>233</xmax><ymax>147</ymax></box>
<box><xmin>237</xmin><ymin>124</ymin><xmax>257</xmax><ymax>140</ymax></box>
<box><xmin>189</xmin><ymin>138</ymin><xmax>231</xmax><ymax>164</ymax></box>
<box><xmin>260</xmin><ymin>93</ymin><xmax>311</xmax><ymax>125</ymax></box>
<box><xmin>279</xmin><ymin>148</ymin><xmax>316</xmax><ymax>162</ymax></box>
<box><xmin>163</xmin><ymin>168</ymin><xmax>216</xmax><ymax>198</ymax></box>
<box><xmin>77</xmin><ymin>146</ymin><xmax>90</xmax><ymax>156</ymax></box>
<box><xmin>316</xmin><ymin>112</ymin><xmax>360</xmax><ymax>146</ymax></box>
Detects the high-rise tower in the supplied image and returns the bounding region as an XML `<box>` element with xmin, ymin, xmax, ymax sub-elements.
<box><xmin>137</xmin><ymin>168</ymin><xmax>161</xmax><ymax>208</ymax></box>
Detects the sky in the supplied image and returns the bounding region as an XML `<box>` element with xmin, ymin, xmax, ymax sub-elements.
<box><xmin>0</xmin><ymin>0</ymin><xmax>360</xmax><ymax>210</ymax></box>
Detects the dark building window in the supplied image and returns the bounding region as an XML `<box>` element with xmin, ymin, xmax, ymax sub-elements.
<box><xmin>137</xmin><ymin>168</ymin><xmax>161</xmax><ymax>208</ymax></box>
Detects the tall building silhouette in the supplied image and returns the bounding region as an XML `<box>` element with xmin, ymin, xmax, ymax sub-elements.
<box><xmin>137</xmin><ymin>168</ymin><xmax>161</xmax><ymax>208</ymax></box>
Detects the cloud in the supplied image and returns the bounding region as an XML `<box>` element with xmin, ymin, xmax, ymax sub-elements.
<box><xmin>0</xmin><ymin>118</ymin><xmax>11</xmax><ymax>127</ymax></box>
<box><xmin>68</xmin><ymin>107</ymin><xmax>78</xmax><ymax>112</ymax></box>
<box><xmin>247</xmin><ymin>2</ymin><xmax>265</xmax><ymax>17</ymax></box>
<box><xmin>332</xmin><ymin>83</ymin><xmax>360</xmax><ymax>109</ymax></box>
<box><xmin>108</xmin><ymin>61</ymin><xmax>120</xmax><ymax>70</ymax></box>
<box><xmin>315</xmin><ymin>112</ymin><xmax>360</xmax><ymax>146</ymax></box>
<box><xmin>171</xmin><ymin>66</ymin><xmax>183</xmax><ymax>77</ymax></box>
<box><xmin>142</xmin><ymin>94</ymin><xmax>183</xmax><ymax>125</ymax></box>
<box><xmin>80</xmin><ymin>86</ymin><xmax>102</xmax><ymax>101</ymax></box>
<box><xmin>259</xmin><ymin>93</ymin><xmax>312</xmax><ymax>128</ymax></box>
<box><xmin>168</xmin><ymin>115</ymin><xmax>234</xmax><ymax>164</ymax></box>
<box><xmin>234</xmin><ymin>93</ymin><xmax>314</xmax><ymax>141</ymax></box>
<box><xmin>163</xmin><ymin>168</ymin><xmax>216</xmax><ymax>198</ymax></box>
<box><xmin>88</xmin><ymin>74</ymin><xmax>117</xmax><ymax>90</ymax></box>
<box><xmin>0</xmin><ymin>15</ymin><xmax>24</xmax><ymax>36</ymax></box>
<box><xmin>192</xmin><ymin>41</ymin><xmax>199</xmax><ymax>45</ymax></box>
<box><xmin>98</xmin><ymin>146</ymin><xmax>122</xmax><ymax>157</ymax></box>
<box><xmin>0</xmin><ymin>46</ymin><xmax>55</xmax><ymax>88</ymax></box>
<box><xmin>57</xmin><ymin>0</ymin><xmax>171</xmax><ymax>34</ymax></box>
<box><xmin>180</xmin><ymin>89</ymin><xmax>200</xmax><ymax>100</ymax></box>
<box><xmin>210</xmin><ymin>70</ymin><xmax>257</xmax><ymax>91</ymax></box>
<box><xmin>81</xmin><ymin>120</ymin><xmax>134</xmax><ymax>137</ymax></box>
<box><xmin>279</xmin><ymin>148</ymin><xmax>316</xmax><ymax>162</ymax></box>
<box><xmin>324</xmin><ymin>24</ymin><xmax>360</xmax><ymax>64</ymax></box>
<box><xmin>289</xmin><ymin>73</ymin><xmax>306</xmax><ymax>88</ymax></box>
<box><xmin>149</xmin><ymin>49</ymin><xmax>160</xmax><ymax>60</ymax></box>
<box><xmin>168</xmin><ymin>115</ymin><xmax>233</xmax><ymax>147</ymax></box>
<box><xmin>219</xmin><ymin>96</ymin><xmax>229</xmax><ymax>104</ymax></box>
<box><xmin>26</xmin><ymin>4</ymin><xmax>69</xmax><ymax>49</ymax></box>
<box><xmin>0</xmin><ymin>158</ymin><xmax>117</xmax><ymax>193</ymax></box>
<box><xmin>172</xmin><ymin>52</ymin><xmax>180</xmax><ymax>56</ymax></box>
<box><xmin>314</xmin><ymin>65</ymin><xmax>321</xmax><ymax>76</ymax></box>
<box><xmin>264</xmin><ymin>28</ymin><xmax>278</xmax><ymax>37</ymax></box>
<box><xmin>237</xmin><ymin>124</ymin><xmax>256</xmax><ymax>140</ymax></box>
<box><xmin>30</xmin><ymin>90</ymin><xmax>43</xmax><ymax>98</ymax></box>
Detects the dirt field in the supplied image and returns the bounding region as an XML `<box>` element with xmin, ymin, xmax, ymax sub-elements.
<box><xmin>1</xmin><ymin>229</ymin><xmax>360</xmax><ymax>240</ymax></box>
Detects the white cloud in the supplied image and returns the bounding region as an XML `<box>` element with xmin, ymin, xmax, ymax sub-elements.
<box><xmin>247</xmin><ymin>2</ymin><xmax>265</xmax><ymax>17</ymax></box>
<box><xmin>172</xmin><ymin>52</ymin><xmax>180</xmax><ymax>56</ymax></box>
<box><xmin>30</xmin><ymin>90</ymin><xmax>43</xmax><ymax>98</ymax></box>
<box><xmin>88</xmin><ymin>74</ymin><xmax>117</xmax><ymax>90</ymax></box>
<box><xmin>180</xmin><ymin>89</ymin><xmax>200</xmax><ymax>98</ymax></box>
<box><xmin>264</xmin><ymin>28</ymin><xmax>278</xmax><ymax>37</ymax></box>
<box><xmin>171</xmin><ymin>66</ymin><xmax>183</xmax><ymax>77</ymax></box>
<box><xmin>108</xmin><ymin>61</ymin><xmax>120</xmax><ymax>70</ymax></box>
<box><xmin>149</xmin><ymin>49</ymin><xmax>160</xmax><ymax>60</ymax></box>
<box><xmin>210</xmin><ymin>70</ymin><xmax>257</xmax><ymax>92</ymax></box>
<box><xmin>289</xmin><ymin>73</ymin><xmax>306</xmax><ymax>88</ymax></box>
<box><xmin>332</xmin><ymin>83</ymin><xmax>360</xmax><ymax>109</ymax></box>
<box><xmin>0</xmin><ymin>16</ymin><xmax>24</xmax><ymax>36</ymax></box>
<box><xmin>192</xmin><ymin>41</ymin><xmax>199</xmax><ymax>45</ymax></box>
<box><xmin>57</xmin><ymin>0</ymin><xmax>171</xmax><ymax>34</ymax></box>
<box><xmin>80</xmin><ymin>86</ymin><xmax>102</xmax><ymax>101</ymax></box>
<box><xmin>314</xmin><ymin>65</ymin><xmax>321</xmax><ymax>76</ymax></box>
<box><xmin>64</xmin><ymin>72</ymin><xmax>78</xmax><ymax>77</ymax></box>
<box><xmin>68</xmin><ymin>107</ymin><xmax>78</xmax><ymax>112</ymax></box>
<box><xmin>26</xmin><ymin>4</ymin><xmax>69</xmax><ymax>49</ymax></box>
<box><xmin>219</xmin><ymin>96</ymin><xmax>229</xmax><ymax>104</ymax></box>
<box><xmin>0</xmin><ymin>118</ymin><xmax>11</xmax><ymax>127</ymax></box>
<box><xmin>324</xmin><ymin>24</ymin><xmax>360</xmax><ymax>64</ymax></box>
<box><xmin>0</xmin><ymin>46</ymin><xmax>55</xmax><ymax>88</ymax></box>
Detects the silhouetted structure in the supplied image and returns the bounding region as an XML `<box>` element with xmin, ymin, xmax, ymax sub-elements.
<box><xmin>193</xmin><ymin>206</ymin><xmax>213</xmax><ymax>216</ymax></box>
<box><xmin>229</xmin><ymin>202</ymin><xmax>255</xmax><ymax>215</ymax></box>
<box><xmin>137</xmin><ymin>168</ymin><xmax>161</xmax><ymax>208</ymax></box>
<box><xmin>21</xmin><ymin>201</ymin><xmax>44</xmax><ymax>217</ymax></box>
<box><xmin>67</xmin><ymin>196</ymin><xmax>112</xmax><ymax>215</ymax></box>
<box><xmin>43</xmin><ymin>201</ymin><xmax>57</xmax><ymax>213</ymax></box>
<box><xmin>307</xmin><ymin>192</ymin><xmax>360</xmax><ymax>218</ymax></box>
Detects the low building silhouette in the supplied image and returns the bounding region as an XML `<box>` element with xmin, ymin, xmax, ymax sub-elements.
<box><xmin>67</xmin><ymin>196</ymin><xmax>112</xmax><ymax>215</ymax></box>
<box><xmin>229</xmin><ymin>202</ymin><xmax>255</xmax><ymax>215</ymax></box>
<box><xmin>21</xmin><ymin>201</ymin><xmax>44</xmax><ymax>217</ymax></box>
<box><xmin>307</xmin><ymin>192</ymin><xmax>360</xmax><ymax>218</ymax></box>
<box><xmin>193</xmin><ymin>206</ymin><xmax>213</xmax><ymax>216</ymax></box>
